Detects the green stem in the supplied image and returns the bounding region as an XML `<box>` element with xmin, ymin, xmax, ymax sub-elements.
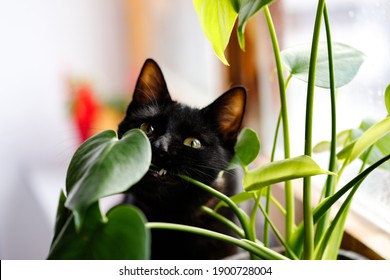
<box><xmin>315</xmin><ymin>3</ymin><xmax>337</xmax><ymax>245</ymax></box>
<box><xmin>146</xmin><ymin>222</ymin><xmax>289</xmax><ymax>260</ymax></box>
<box><xmin>257</xmin><ymin>200</ymin><xmax>299</xmax><ymax>260</ymax></box>
<box><xmin>201</xmin><ymin>206</ymin><xmax>245</xmax><ymax>238</ymax></box>
<box><xmin>270</xmin><ymin>195</ymin><xmax>287</xmax><ymax>216</ymax></box>
<box><xmin>264</xmin><ymin>5</ymin><xmax>294</xmax><ymax>244</ymax></box>
<box><xmin>270</xmin><ymin>74</ymin><xmax>293</xmax><ymax>162</ymax></box>
<box><xmin>249</xmin><ymin>193</ymin><xmax>262</xmax><ymax>246</ymax></box>
<box><xmin>178</xmin><ymin>175</ymin><xmax>253</xmax><ymax>242</ymax></box>
<box><xmin>303</xmin><ymin>0</ymin><xmax>326</xmax><ymax>259</ymax></box>
<box><xmin>264</xmin><ymin>188</ymin><xmax>271</xmax><ymax>247</ymax></box>
<box><xmin>264</xmin><ymin>74</ymin><xmax>292</xmax><ymax>247</ymax></box>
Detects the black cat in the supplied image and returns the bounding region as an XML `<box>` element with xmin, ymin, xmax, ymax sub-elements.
<box><xmin>118</xmin><ymin>59</ymin><xmax>246</xmax><ymax>260</ymax></box>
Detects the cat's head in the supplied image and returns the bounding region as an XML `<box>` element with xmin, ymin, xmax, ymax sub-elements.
<box><xmin>118</xmin><ymin>59</ymin><xmax>246</xmax><ymax>201</ymax></box>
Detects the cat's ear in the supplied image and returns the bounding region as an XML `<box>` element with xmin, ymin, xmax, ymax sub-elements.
<box><xmin>203</xmin><ymin>87</ymin><xmax>246</xmax><ymax>144</ymax></box>
<box><xmin>132</xmin><ymin>59</ymin><xmax>172</xmax><ymax>105</ymax></box>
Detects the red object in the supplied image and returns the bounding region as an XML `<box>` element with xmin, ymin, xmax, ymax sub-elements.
<box><xmin>73</xmin><ymin>84</ymin><xmax>100</xmax><ymax>142</ymax></box>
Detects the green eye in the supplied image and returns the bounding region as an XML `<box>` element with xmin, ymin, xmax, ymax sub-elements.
<box><xmin>140</xmin><ymin>122</ymin><xmax>154</xmax><ymax>135</ymax></box>
<box><xmin>183</xmin><ymin>137</ymin><xmax>202</xmax><ymax>149</ymax></box>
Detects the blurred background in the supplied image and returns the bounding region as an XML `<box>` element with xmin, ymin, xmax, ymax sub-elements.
<box><xmin>0</xmin><ymin>0</ymin><xmax>389</xmax><ymax>259</ymax></box>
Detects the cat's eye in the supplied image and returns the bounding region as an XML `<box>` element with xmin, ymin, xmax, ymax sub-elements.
<box><xmin>140</xmin><ymin>122</ymin><xmax>154</xmax><ymax>136</ymax></box>
<box><xmin>183</xmin><ymin>137</ymin><xmax>202</xmax><ymax>149</ymax></box>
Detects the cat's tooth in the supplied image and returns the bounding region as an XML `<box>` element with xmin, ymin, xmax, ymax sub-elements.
<box><xmin>158</xmin><ymin>169</ymin><xmax>167</xmax><ymax>176</ymax></box>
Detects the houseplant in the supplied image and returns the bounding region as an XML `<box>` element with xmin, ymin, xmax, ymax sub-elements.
<box><xmin>47</xmin><ymin>0</ymin><xmax>390</xmax><ymax>260</ymax></box>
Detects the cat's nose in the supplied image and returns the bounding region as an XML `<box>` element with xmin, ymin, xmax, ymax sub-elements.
<box><xmin>153</xmin><ymin>134</ymin><xmax>171</xmax><ymax>153</ymax></box>
<box><xmin>152</xmin><ymin>134</ymin><xmax>175</xmax><ymax>167</ymax></box>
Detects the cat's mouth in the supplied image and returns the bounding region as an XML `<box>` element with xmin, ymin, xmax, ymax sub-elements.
<box><xmin>148</xmin><ymin>165</ymin><xmax>168</xmax><ymax>177</ymax></box>
<box><xmin>147</xmin><ymin>164</ymin><xmax>181</xmax><ymax>185</ymax></box>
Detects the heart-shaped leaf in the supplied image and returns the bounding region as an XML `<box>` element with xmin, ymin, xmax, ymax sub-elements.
<box><xmin>193</xmin><ymin>0</ymin><xmax>237</xmax><ymax>65</ymax></box>
<box><xmin>228</xmin><ymin>128</ymin><xmax>260</xmax><ymax>169</ymax></box>
<box><xmin>281</xmin><ymin>42</ymin><xmax>365</xmax><ymax>88</ymax></box>
<box><xmin>48</xmin><ymin>202</ymin><xmax>150</xmax><ymax>260</ymax></box>
<box><xmin>65</xmin><ymin>129</ymin><xmax>151</xmax><ymax>229</ymax></box>
<box><xmin>244</xmin><ymin>155</ymin><xmax>335</xmax><ymax>191</ymax></box>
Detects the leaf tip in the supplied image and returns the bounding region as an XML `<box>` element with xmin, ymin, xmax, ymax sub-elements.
<box><xmin>73</xmin><ymin>210</ymin><xmax>83</xmax><ymax>232</ymax></box>
<box><xmin>217</xmin><ymin>53</ymin><xmax>230</xmax><ymax>66</ymax></box>
<box><xmin>237</xmin><ymin>30</ymin><xmax>246</xmax><ymax>51</ymax></box>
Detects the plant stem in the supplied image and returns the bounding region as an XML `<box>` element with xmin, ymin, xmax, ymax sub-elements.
<box><xmin>270</xmin><ymin>195</ymin><xmax>287</xmax><ymax>215</ymax></box>
<box><xmin>249</xmin><ymin>193</ymin><xmax>262</xmax><ymax>246</ymax></box>
<box><xmin>315</xmin><ymin>3</ymin><xmax>337</xmax><ymax>245</ymax></box>
<box><xmin>179</xmin><ymin>174</ymin><xmax>254</xmax><ymax>243</ymax></box>
<box><xmin>146</xmin><ymin>222</ymin><xmax>289</xmax><ymax>260</ymax></box>
<box><xmin>263</xmin><ymin>5</ymin><xmax>294</xmax><ymax>244</ymax></box>
<box><xmin>264</xmin><ymin>188</ymin><xmax>271</xmax><ymax>247</ymax></box>
<box><xmin>201</xmin><ymin>206</ymin><xmax>245</xmax><ymax>238</ymax></box>
<box><xmin>257</xmin><ymin>200</ymin><xmax>299</xmax><ymax>260</ymax></box>
<box><xmin>303</xmin><ymin>0</ymin><xmax>326</xmax><ymax>259</ymax></box>
<box><xmin>269</xmin><ymin>74</ymin><xmax>293</xmax><ymax>163</ymax></box>
<box><xmin>264</xmin><ymin>74</ymin><xmax>292</xmax><ymax>247</ymax></box>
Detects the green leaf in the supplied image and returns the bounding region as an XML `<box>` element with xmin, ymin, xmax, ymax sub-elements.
<box><xmin>281</xmin><ymin>42</ymin><xmax>365</xmax><ymax>88</ymax></box>
<box><xmin>385</xmin><ymin>84</ymin><xmax>390</xmax><ymax>115</ymax></box>
<box><xmin>193</xmin><ymin>0</ymin><xmax>238</xmax><ymax>65</ymax></box>
<box><xmin>352</xmin><ymin>119</ymin><xmax>390</xmax><ymax>170</ymax></box>
<box><xmin>48</xmin><ymin>203</ymin><xmax>150</xmax><ymax>260</ymax></box>
<box><xmin>95</xmin><ymin>205</ymin><xmax>150</xmax><ymax>260</ymax></box>
<box><xmin>244</xmin><ymin>155</ymin><xmax>335</xmax><ymax>191</ymax></box>
<box><xmin>337</xmin><ymin>129</ymin><xmax>352</xmax><ymax>145</ymax></box>
<box><xmin>313</xmin><ymin>141</ymin><xmax>331</xmax><ymax>153</ymax></box>
<box><xmin>337</xmin><ymin>119</ymin><xmax>390</xmax><ymax>170</ymax></box>
<box><xmin>229</xmin><ymin>0</ymin><xmax>240</xmax><ymax>12</ymax></box>
<box><xmin>65</xmin><ymin>129</ymin><xmax>151</xmax><ymax>229</ymax></box>
<box><xmin>50</xmin><ymin>190</ymin><xmax>72</xmax><ymax>246</ymax></box>
<box><xmin>237</xmin><ymin>0</ymin><xmax>275</xmax><ymax>49</ymax></box>
<box><xmin>338</xmin><ymin>116</ymin><xmax>390</xmax><ymax>165</ymax></box>
<box><xmin>313</xmin><ymin>130</ymin><xmax>351</xmax><ymax>153</ymax></box>
<box><xmin>228</xmin><ymin>128</ymin><xmax>260</xmax><ymax>169</ymax></box>
<box><xmin>315</xmin><ymin>187</ymin><xmax>355</xmax><ymax>260</ymax></box>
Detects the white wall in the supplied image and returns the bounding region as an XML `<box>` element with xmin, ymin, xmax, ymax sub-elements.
<box><xmin>0</xmin><ymin>0</ymin><xmax>129</xmax><ymax>259</ymax></box>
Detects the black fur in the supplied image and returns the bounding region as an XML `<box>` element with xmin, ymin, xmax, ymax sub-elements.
<box><xmin>118</xmin><ymin>59</ymin><xmax>246</xmax><ymax>259</ymax></box>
